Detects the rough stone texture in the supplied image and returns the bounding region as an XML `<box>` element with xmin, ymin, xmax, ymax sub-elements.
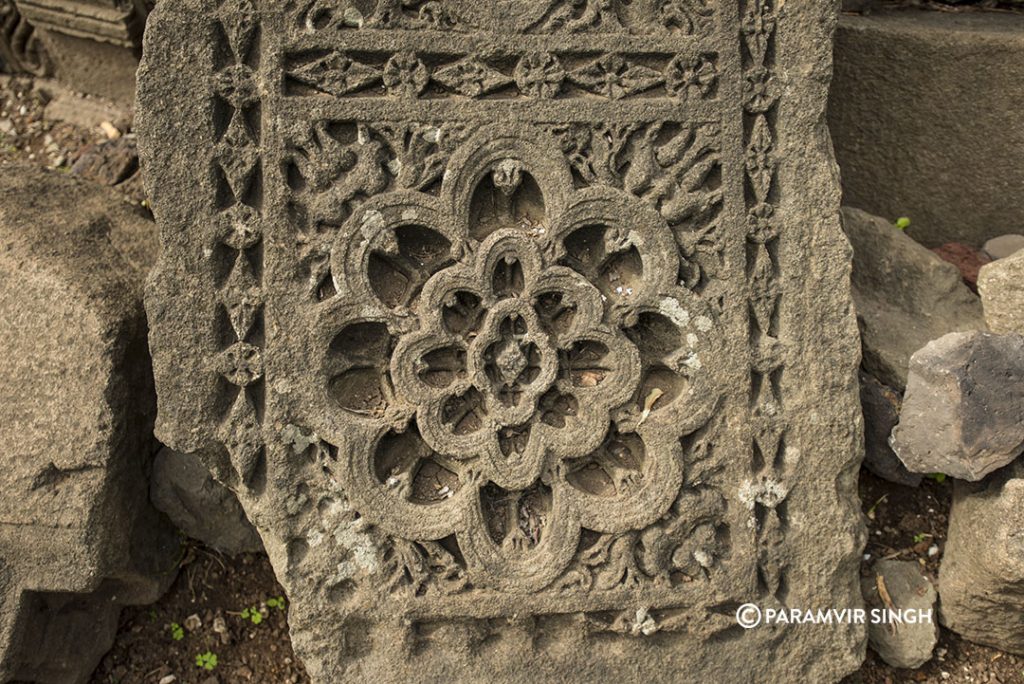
<box><xmin>983</xmin><ymin>234</ymin><xmax>1024</xmax><ymax>261</ymax></box>
<box><xmin>138</xmin><ymin>1</ymin><xmax>866</xmax><ymax>681</ymax></box>
<box><xmin>978</xmin><ymin>249</ymin><xmax>1024</xmax><ymax>335</ymax></box>
<box><xmin>891</xmin><ymin>331</ymin><xmax>1024</xmax><ymax>481</ymax></box>
<box><xmin>12</xmin><ymin>0</ymin><xmax>151</xmax><ymax>103</ymax></box>
<box><xmin>73</xmin><ymin>136</ymin><xmax>137</xmax><ymax>183</ymax></box>
<box><xmin>0</xmin><ymin>162</ymin><xmax>179</xmax><ymax>683</ymax></box>
<box><xmin>842</xmin><ymin>206</ymin><xmax>986</xmax><ymax>391</ymax></box>
<box><xmin>861</xmin><ymin>559</ymin><xmax>937</xmax><ymax>669</ymax></box>
<box><xmin>940</xmin><ymin>460</ymin><xmax>1024</xmax><ymax>655</ymax></box>
<box><xmin>151</xmin><ymin>446</ymin><xmax>264</xmax><ymax>556</ymax></box>
<box><xmin>830</xmin><ymin>11</ymin><xmax>1024</xmax><ymax>249</ymax></box>
<box><xmin>930</xmin><ymin>242</ymin><xmax>989</xmax><ymax>294</ymax></box>
<box><xmin>859</xmin><ymin>371</ymin><xmax>920</xmax><ymax>487</ymax></box>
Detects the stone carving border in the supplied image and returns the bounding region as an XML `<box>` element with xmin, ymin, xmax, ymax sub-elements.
<box><xmin>209</xmin><ymin>0</ymin><xmax>267</xmax><ymax>492</ymax></box>
<box><xmin>741</xmin><ymin>0</ymin><xmax>791</xmax><ymax>605</ymax></box>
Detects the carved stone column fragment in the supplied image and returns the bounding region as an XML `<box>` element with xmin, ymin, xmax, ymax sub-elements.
<box><xmin>12</xmin><ymin>0</ymin><xmax>151</xmax><ymax>101</ymax></box>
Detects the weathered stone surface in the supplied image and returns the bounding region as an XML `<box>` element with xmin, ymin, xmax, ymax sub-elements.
<box><xmin>830</xmin><ymin>11</ymin><xmax>1024</xmax><ymax>249</ymax></box>
<box><xmin>0</xmin><ymin>0</ymin><xmax>51</xmax><ymax>75</ymax></box>
<box><xmin>12</xmin><ymin>0</ymin><xmax>150</xmax><ymax>102</ymax></box>
<box><xmin>861</xmin><ymin>559</ymin><xmax>937</xmax><ymax>669</ymax></box>
<box><xmin>151</xmin><ymin>447</ymin><xmax>264</xmax><ymax>556</ymax></box>
<box><xmin>0</xmin><ymin>162</ymin><xmax>178</xmax><ymax>683</ymax></box>
<box><xmin>139</xmin><ymin>2</ymin><xmax>866</xmax><ymax>681</ymax></box>
<box><xmin>983</xmin><ymin>234</ymin><xmax>1024</xmax><ymax>261</ymax></box>
<box><xmin>891</xmin><ymin>331</ymin><xmax>1024</xmax><ymax>481</ymax></box>
<box><xmin>14</xmin><ymin>0</ymin><xmax>148</xmax><ymax>47</ymax></box>
<box><xmin>978</xmin><ymin>248</ymin><xmax>1024</xmax><ymax>336</ymax></box>
<box><xmin>843</xmin><ymin>206</ymin><xmax>986</xmax><ymax>390</ymax></box>
<box><xmin>859</xmin><ymin>371</ymin><xmax>920</xmax><ymax>487</ymax></box>
<box><xmin>940</xmin><ymin>460</ymin><xmax>1024</xmax><ymax>655</ymax></box>
<box><xmin>72</xmin><ymin>135</ymin><xmax>138</xmax><ymax>186</ymax></box>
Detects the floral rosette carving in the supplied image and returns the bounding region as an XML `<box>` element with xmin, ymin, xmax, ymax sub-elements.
<box><xmin>310</xmin><ymin>129</ymin><xmax>722</xmax><ymax>593</ymax></box>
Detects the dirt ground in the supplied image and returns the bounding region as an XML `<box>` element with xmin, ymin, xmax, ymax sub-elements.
<box><xmin>90</xmin><ymin>548</ymin><xmax>309</xmax><ymax>684</ymax></box>
<box><xmin>3</xmin><ymin>71</ymin><xmax>1023</xmax><ymax>684</ymax></box>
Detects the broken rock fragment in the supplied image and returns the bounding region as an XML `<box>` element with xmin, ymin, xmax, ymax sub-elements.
<box><xmin>978</xmin><ymin>248</ymin><xmax>1024</xmax><ymax>336</ymax></box>
<box><xmin>861</xmin><ymin>559</ymin><xmax>938</xmax><ymax>669</ymax></box>
<box><xmin>842</xmin><ymin>206</ymin><xmax>986</xmax><ymax>390</ymax></box>
<box><xmin>891</xmin><ymin>331</ymin><xmax>1024</xmax><ymax>481</ymax></box>
<box><xmin>940</xmin><ymin>460</ymin><xmax>1024</xmax><ymax>655</ymax></box>
<box><xmin>859</xmin><ymin>371</ymin><xmax>921</xmax><ymax>487</ymax></box>
<box><xmin>0</xmin><ymin>163</ymin><xmax>178</xmax><ymax>683</ymax></box>
<box><xmin>151</xmin><ymin>447</ymin><xmax>264</xmax><ymax>556</ymax></box>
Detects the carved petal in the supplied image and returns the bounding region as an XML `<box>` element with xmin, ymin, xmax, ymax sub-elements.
<box><xmin>460</xmin><ymin>483</ymin><xmax>581</xmax><ymax>593</ymax></box>
<box><xmin>566</xmin><ymin>430</ymin><xmax>684</xmax><ymax>534</ymax></box>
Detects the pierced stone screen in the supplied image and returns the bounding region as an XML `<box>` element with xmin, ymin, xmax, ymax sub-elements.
<box><xmin>139</xmin><ymin>1</ymin><xmax>866</xmax><ymax>681</ymax></box>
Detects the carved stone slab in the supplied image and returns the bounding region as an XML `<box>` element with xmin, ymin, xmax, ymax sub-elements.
<box><xmin>138</xmin><ymin>1</ymin><xmax>866</xmax><ymax>681</ymax></box>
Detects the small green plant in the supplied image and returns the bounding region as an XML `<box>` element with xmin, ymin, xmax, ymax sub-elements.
<box><xmin>195</xmin><ymin>651</ymin><xmax>218</xmax><ymax>671</ymax></box>
<box><xmin>266</xmin><ymin>596</ymin><xmax>287</xmax><ymax>611</ymax></box>
<box><xmin>912</xmin><ymin>533</ymin><xmax>929</xmax><ymax>544</ymax></box>
<box><xmin>169</xmin><ymin>622</ymin><xmax>184</xmax><ymax>641</ymax></box>
<box><xmin>241</xmin><ymin>606</ymin><xmax>264</xmax><ymax>625</ymax></box>
<box><xmin>895</xmin><ymin>217</ymin><xmax>911</xmax><ymax>231</ymax></box>
<box><xmin>927</xmin><ymin>473</ymin><xmax>947</xmax><ymax>484</ymax></box>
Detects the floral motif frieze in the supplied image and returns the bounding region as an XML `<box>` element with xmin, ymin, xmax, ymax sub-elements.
<box><xmin>285</xmin><ymin>49</ymin><xmax>720</xmax><ymax>102</ymax></box>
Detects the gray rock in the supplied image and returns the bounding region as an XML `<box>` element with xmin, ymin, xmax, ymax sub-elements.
<box><xmin>830</xmin><ymin>11</ymin><xmax>1024</xmax><ymax>249</ymax></box>
<box><xmin>842</xmin><ymin>206</ymin><xmax>986</xmax><ymax>390</ymax></box>
<box><xmin>978</xmin><ymin>249</ymin><xmax>1024</xmax><ymax>336</ymax></box>
<box><xmin>861</xmin><ymin>560</ymin><xmax>938</xmax><ymax>669</ymax></box>
<box><xmin>891</xmin><ymin>331</ymin><xmax>1024</xmax><ymax>481</ymax></box>
<box><xmin>982</xmin><ymin>234</ymin><xmax>1024</xmax><ymax>261</ymax></box>
<box><xmin>940</xmin><ymin>461</ymin><xmax>1024</xmax><ymax>655</ymax></box>
<box><xmin>859</xmin><ymin>371</ymin><xmax>921</xmax><ymax>487</ymax></box>
<box><xmin>152</xmin><ymin>447</ymin><xmax>263</xmax><ymax>555</ymax></box>
<box><xmin>138</xmin><ymin>1</ymin><xmax>866</xmax><ymax>682</ymax></box>
<box><xmin>0</xmin><ymin>163</ymin><xmax>178</xmax><ymax>684</ymax></box>
<box><xmin>13</xmin><ymin>0</ymin><xmax>148</xmax><ymax>104</ymax></box>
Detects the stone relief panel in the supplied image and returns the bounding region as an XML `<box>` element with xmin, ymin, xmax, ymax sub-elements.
<box><xmin>139</xmin><ymin>1</ymin><xmax>865</xmax><ymax>681</ymax></box>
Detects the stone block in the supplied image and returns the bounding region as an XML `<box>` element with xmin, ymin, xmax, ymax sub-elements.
<box><xmin>0</xmin><ymin>162</ymin><xmax>178</xmax><ymax>684</ymax></box>
<box><xmin>12</xmin><ymin>0</ymin><xmax>150</xmax><ymax>103</ymax></box>
<box><xmin>830</xmin><ymin>11</ymin><xmax>1024</xmax><ymax>249</ymax></box>
<box><xmin>138</xmin><ymin>1</ymin><xmax>867</xmax><ymax>681</ymax></box>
